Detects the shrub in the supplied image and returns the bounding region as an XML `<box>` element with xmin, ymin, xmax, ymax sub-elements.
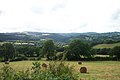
<box><xmin>42</xmin><ymin>63</ymin><xmax>48</xmax><ymax>68</ymax></box>
<box><xmin>48</xmin><ymin>61</ymin><xmax>78</xmax><ymax>80</ymax></box>
<box><xmin>0</xmin><ymin>65</ymin><xmax>17</xmax><ymax>80</ymax></box>
<box><xmin>0</xmin><ymin>61</ymin><xmax>79</xmax><ymax>80</ymax></box>
<box><xmin>17</xmin><ymin>69</ymin><xmax>31</xmax><ymax>80</ymax></box>
<box><xmin>13</xmin><ymin>54</ymin><xmax>28</xmax><ymax>61</ymax></box>
<box><xmin>110</xmin><ymin>46</ymin><xmax>120</xmax><ymax>60</ymax></box>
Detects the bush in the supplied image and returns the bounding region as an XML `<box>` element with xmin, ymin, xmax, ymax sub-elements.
<box><xmin>48</xmin><ymin>61</ymin><xmax>78</xmax><ymax>80</ymax></box>
<box><xmin>13</xmin><ymin>54</ymin><xmax>28</xmax><ymax>61</ymax></box>
<box><xmin>0</xmin><ymin>65</ymin><xmax>18</xmax><ymax>80</ymax></box>
<box><xmin>55</xmin><ymin>52</ymin><xmax>65</xmax><ymax>60</ymax></box>
<box><xmin>110</xmin><ymin>46</ymin><xmax>120</xmax><ymax>60</ymax></box>
<box><xmin>31</xmin><ymin>61</ymin><xmax>78</xmax><ymax>80</ymax></box>
<box><xmin>0</xmin><ymin>61</ymin><xmax>79</xmax><ymax>80</ymax></box>
<box><xmin>95</xmin><ymin>48</ymin><xmax>111</xmax><ymax>55</ymax></box>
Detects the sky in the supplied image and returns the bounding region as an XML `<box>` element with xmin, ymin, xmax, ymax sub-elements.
<box><xmin>0</xmin><ymin>0</ymin><xmax>120</xmax><ymax>33</ymax></box>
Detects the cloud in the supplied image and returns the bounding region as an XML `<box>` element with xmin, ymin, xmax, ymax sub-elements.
<box><xmin>0</xmin><ymin>10</ymin><xmax>2</xmax><ymax>13</ymax></box>
<box><xmin>79</xmin><ymin>24</ymin><xmax>88</xmax><ymax>28</ymax></box>
<box><xmin>31</xmin><ymin>6</ymin><xmax>44</xmax><ymax>14</ymax></box>
<box><xmin>112</xmin><ymin>9</ymin><xmax>120</xmax><ymax>20</ymax></box>
<box><xmin>52</xmin><ymin>0</ymin><xmax>67</xmax><ymax>11</ymax></box>
<box><xmin>31</xmin><ymin>0</ymin><xmax>67</xmax><ymax>14</ymax></box>
<box><xmin>0</xmin><ymin>10</ymin><xmax>3</xmax><ymax>15</ymax></box>
<box><xmin>0</xmin><ymin>0</ymin><xmax>120</xmax><ymax>33</ymax></box>
<box><xmin>108</xmin><ymin>9</ymin><xmax>120</xmax><ymax>31</ymax></box>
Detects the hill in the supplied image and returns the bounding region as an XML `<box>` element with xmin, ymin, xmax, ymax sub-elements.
<box><xmin>0</xmin><ymin>32</ymin><xmax>120</xmax><ymax>45</ymax></box>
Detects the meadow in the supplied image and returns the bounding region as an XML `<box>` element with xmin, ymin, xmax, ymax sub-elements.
<box><xmin>93</xmin><ymin>43</ymin><xmax>120</xmax><ymax>49</ymax></box>
<box><xmin>0</xmin><ymin>61</ymin><xmax>120</xmax><ymax>80</ymax></box>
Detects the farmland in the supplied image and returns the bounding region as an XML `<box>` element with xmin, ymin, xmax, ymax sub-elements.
<box><xmin>93</xmin><ymin>43</ymin><xmax>120</xmax><ymax>49</ymax></box>
<box><xmin>0</xmin><ymin>61</ymin><xmax>120</xmax><ymax>80</ymax></box>
<box><xmin>0</xmin><ymin>32</ymin><xmax>120</xmax><ymax>80</ymax></box>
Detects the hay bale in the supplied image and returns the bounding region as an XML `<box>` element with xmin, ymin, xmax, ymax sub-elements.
<box><xmin>4</xmin><ymin>61</ymin><xmax>10</xmax><ymax>64</ymax></box>
<box><xmin>78</xmin><ymin>61</ymin><xmax>82</xmax><ymax>65</ymax></box>
<box><xmin>80</xmin><ymin>78</ymin><xmax>85</xmax><ymax>80</ymax></box>
<box><xmin>42</xmin><ymin>63</ymin><xmax>48</xmax><ymax>68</ymax></box>
<box><xmin>80</xmin><ymin>67</ymin><xmax>87</xmax><ymax>73</ymax></box>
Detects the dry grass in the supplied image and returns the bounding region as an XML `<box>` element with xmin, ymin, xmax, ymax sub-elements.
<box><xmin>72</xmin><ymin>61</ymin><xmax>120</xmax><ymax>80</ymax></box>
<box><xmin>0</xmin><ymin>61</ymin><xmax>120</xmax><ymax>80</ymax></box>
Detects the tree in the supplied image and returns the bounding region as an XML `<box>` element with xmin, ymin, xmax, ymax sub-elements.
<box><xmin>1</xmin><ymin>43</ymin><xmax>15</xmax><ymax>61</ymax></box>
<box><xmin>110</xmin><ymin>46</ymin><xmax>120</xmax><ymax>60</ymax></box>
<box><xmin>16</xmin><ymin>46</ymin><xmax>41</xmax><ymax>57</ymax></box>
<box><xmin>66</xmin><ymin>39</ymin><xmax>92</xmax><ymax>60</ymax></box>
<box><xmin>0</xmin><ymin>45</ymin><xmax>4</xmax><ymax>59</ymax></box>
<box><xmin>42</xmin><ymin>40</ymin><xmax>55</xmax><ymax>60</ymax></box>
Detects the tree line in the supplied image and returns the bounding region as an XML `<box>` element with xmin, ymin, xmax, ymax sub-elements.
<box><xmin>0</xmin><ymin>39</ymin><xmax>120</xmax><ymax>61</ymax></box>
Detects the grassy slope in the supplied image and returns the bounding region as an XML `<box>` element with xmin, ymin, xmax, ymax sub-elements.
<box><xmin>0</xmin><ymin>61</ymin><xmax>120</xmax><ymax>80</ymax></box>
<box><xmin>93</xmin><ymin>43</ymin><xmax>120</xmax><ymax>49</ymax></box>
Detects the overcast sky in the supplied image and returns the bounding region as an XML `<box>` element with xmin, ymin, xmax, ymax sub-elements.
<box><xmin>0</xmin><ymin>0</ymin><xmax>120</xmax><ymax>33</ymax></box>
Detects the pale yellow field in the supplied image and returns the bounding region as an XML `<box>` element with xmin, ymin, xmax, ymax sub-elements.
<box><xmin>0</xmin><ymin>61</ymin><xmax>120</xmax><ymax>80</ymax></box>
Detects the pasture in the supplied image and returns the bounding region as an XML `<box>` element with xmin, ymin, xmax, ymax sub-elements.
<box><xmin>0</xmin><ymin>61</ymin><xmax>120</xmax><ymax>80</ymax></box>
<box><xmin>93</xmin><ymin>42</ymin><xmax>120</xmax><ymax>49</ymax></box>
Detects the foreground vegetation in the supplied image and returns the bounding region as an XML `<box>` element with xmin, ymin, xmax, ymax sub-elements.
<box><xmin>0</xmin><ymin>61</ymin><xmax>120</xmax><ymax>80</ymax></box>
<box><xmin>0</xmin><ymin>61</ymin><xmax>78</xmax><ymax>80</ymax></box>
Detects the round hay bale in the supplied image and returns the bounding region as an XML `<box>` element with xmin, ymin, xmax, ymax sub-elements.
<box><xmin>80</xmin><ymin>78</ymin><xmax>85</xmax><ymax>80</ymax></box>
<box><xmin>80</xmin><ymin>67</ymin><xmax>87</xmax><ymax>73</ymax></box>
<box><xmin>42</xmin><ymin>63</ymin><xmax>48</xmax><ymax>68</ymax></box>
<box><xmin>4</xmin><ymin>61</ymin><xmax>10</xmax><ymax>64</ymax></box>
<box><xmin>78</xmin><ymin>61</ymin><xmax>82</xmax><ymax>65</ymax></box>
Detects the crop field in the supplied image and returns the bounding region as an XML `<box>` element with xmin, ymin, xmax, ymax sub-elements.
<box><xmin>93</xmin><ymin>43</ymin><xmax>120</xmax><ymax>49</ymax></box>
<box><xmin>0</xmin><ymin>61</ymin><xmax>120</xmax><ymax>80</ymax></box>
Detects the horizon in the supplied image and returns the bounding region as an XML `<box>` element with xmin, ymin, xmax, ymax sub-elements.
<box><xmin>0</xmin><ymin>0</ymin><xmax>120</xmax><ymax>33</ymax></box>
<box><xmin>0</xmin><ymin>31</ymin><xmax>120</xmax><ymax>34</ymax></box>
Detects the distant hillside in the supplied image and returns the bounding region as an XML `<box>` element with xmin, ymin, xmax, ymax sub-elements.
<box><xmin>71</xmin><ymin>32</ymin><xmax>120</xmax><ymax>45</ymax></box>
<box><xmin>0</xmin><ymin>32</ymin><xmax>67</xmax><ymax>42</ymax></box>
<box><xmin>93</xmin><ymin>43</ymin><xmax>120</xmax><ymax>49</ymax></box>
<box><xmin>0</xmin><ymin>32</ymin><xmax>120</xmax><ymax>45</ymax></box>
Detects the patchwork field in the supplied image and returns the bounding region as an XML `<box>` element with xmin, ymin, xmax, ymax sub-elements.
<box><xmin>0</xmin><ymin>61</ymin><xmax>120</xmax><ymax>80</ymax></box>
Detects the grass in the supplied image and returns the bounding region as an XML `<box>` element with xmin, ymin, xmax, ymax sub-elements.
<box><xmin>95</xmin><ymin>55</ymin><xmax>109</xmax><ymax>57</ymax></box>
<box><xmin>93</xmin><ymin>43</ymin><xmax>120</xmax><ymax>49</ymax></box>
<box><xmin>0</xmin><ymin>61</ymin><xmax>120</xmax><ymax>80</ymax></box>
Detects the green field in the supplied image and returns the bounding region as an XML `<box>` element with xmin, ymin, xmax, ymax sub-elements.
<box><xmin>0</xmin><ymin>61</ymin><xmax>120</xmax><ymax>80</ymax></box>
<box><xmin>93</xmin><ymin>43</ymin><xmax>120</xmax><ymax>49</ymax></box>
